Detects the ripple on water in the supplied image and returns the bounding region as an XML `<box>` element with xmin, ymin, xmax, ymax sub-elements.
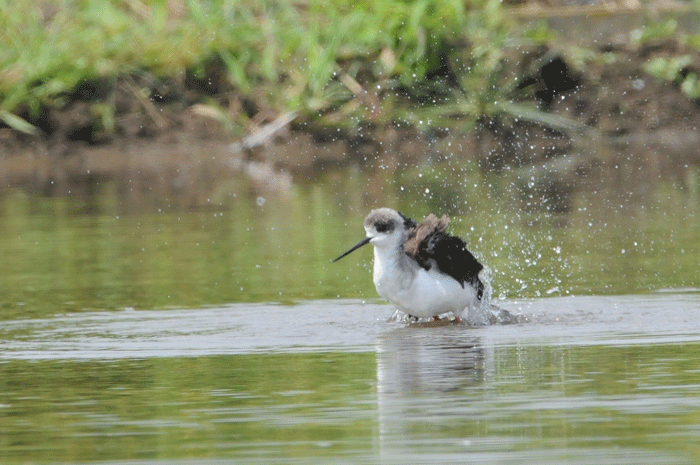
<box><xmin>0</xmin><ymin>294</ymin><xmax>699</xmax><ymax>359</ymax></box>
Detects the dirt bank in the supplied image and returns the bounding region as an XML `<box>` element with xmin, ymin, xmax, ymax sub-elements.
<box><xmin>2</xmin><ymin>38</ymin><xmax>700</xmax><ymax>207</ymax></box>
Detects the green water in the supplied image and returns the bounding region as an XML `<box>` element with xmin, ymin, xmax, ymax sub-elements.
<box><xmin>0</xmin><ymin>353</ymin><xmax>377</xmax><ymax>462</ymax></box>
<box><xmin>2</xmin><ymin>332</ymin><xmax>700</xmax><ymax>463</ymax></box>
<box><xmin>1</xmin><ymin>170</ymin><xmax>698</xmax><ymax>320</ymax></box>
<box><xmin>1</xmin><ymin>167</ymin><xmax>700</xmax><ymax>464</ymax></box>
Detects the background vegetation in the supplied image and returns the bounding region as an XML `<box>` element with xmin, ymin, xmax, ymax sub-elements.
<box><xmin>2</xmin><ymin>0</ymin><xmax>697</xmax><ymax>141</ymax></box>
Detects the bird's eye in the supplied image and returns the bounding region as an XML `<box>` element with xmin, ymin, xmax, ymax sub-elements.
<box><xmin>375</xmin><ymin>221</ymin><xmax>393</xmax><ymax>233</ymax></box>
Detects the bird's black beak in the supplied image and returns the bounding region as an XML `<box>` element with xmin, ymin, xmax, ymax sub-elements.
<box><xmin>332</xmin><ymin>237</ymin><xmax>372</xmax><ymax>262</ymax></box>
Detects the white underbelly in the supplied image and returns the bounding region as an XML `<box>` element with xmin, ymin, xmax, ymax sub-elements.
<box><xmin>375</xmin><ymin>267</ymin><xmax>478</xmax><ymax>318</ymax></box>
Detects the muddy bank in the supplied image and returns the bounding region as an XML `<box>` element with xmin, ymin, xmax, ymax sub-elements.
<box><xmin>2</xmin><ymin>38</ymin><xmax>700</xmax><ymax>210</ymax></box>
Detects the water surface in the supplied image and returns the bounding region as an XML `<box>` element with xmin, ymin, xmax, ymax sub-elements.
<box><xmin>1</xmin><ymin>157</ymin><xmax>699</xmax><ymax>464</ymax></box>
<box><xmin>1</xmin><ymin>294</ymin><xmax>700</xmax><ymax>463</ymax></box>
<box><xmin>1</xmin><ymin>173</ymin><xmax>698</xmax><ymax>319</ymax></box>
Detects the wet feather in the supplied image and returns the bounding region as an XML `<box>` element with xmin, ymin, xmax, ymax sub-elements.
<box><xmin>404</xmin><ymin>213</ymin><xmax>484</xmax><ymax>298</ymax></box>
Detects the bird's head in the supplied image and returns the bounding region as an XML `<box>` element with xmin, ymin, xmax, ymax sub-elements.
<box><xmin>333</xmin><ymin>208</ymin><xmax>414</xmax><ymax>262</ymax></box>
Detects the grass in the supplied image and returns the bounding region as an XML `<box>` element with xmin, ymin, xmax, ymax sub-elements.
<box><xmin>0</xmin><ymin>0</ymin><xmax>533</xmax><ymax>135</ymax></box>
<box><xmin>0</xmin><ymin>0</ymin><xmax>698</xmax><ymax>138</ymax></box>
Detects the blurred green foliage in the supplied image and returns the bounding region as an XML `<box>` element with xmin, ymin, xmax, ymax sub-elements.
<box><xmin>0</xmin><ymin>0</ymin><xmax>531</xmax><ymax>134</ymax></box>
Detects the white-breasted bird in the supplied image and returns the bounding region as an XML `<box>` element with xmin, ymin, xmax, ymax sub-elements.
<box><xmin>334</xmin><ymin>208</ymin><xmax>493</xmax><ymax>325</ymax></box>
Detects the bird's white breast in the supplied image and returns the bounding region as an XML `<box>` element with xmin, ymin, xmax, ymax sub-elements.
<box><xmin>372</xmin><ymin>246</ymin><xmax>480</xmax><ymax>320</ymax></box>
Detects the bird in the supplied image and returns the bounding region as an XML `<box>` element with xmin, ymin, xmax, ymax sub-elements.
<box><xmin>333</xmin><ymin>208</ymin><xmax>492</xmax><ymax>325</ymax></box>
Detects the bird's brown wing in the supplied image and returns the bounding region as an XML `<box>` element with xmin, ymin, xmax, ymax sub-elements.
<box><xmin>404</xmin><ymin>214</ymin><xmax>484</xmax><ymax>298</ymax></box>
<box><xmin>404</xmin><ymin>214</ymin><xmax>449</xmax><ymax>258</ymax></box>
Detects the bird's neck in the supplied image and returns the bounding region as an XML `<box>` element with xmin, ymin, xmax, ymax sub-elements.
<box><xmin>373</xmin><ymin>244</ymin><xmax>413</xmax><ymax>287</ymax></box>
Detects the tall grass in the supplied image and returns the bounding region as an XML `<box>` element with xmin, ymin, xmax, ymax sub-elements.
<box><xmin>0</xmin><ymin>0</ymin><xmax>538</xmax><ymax>133</ymax></box>
<box><xmin>0</xmin><ymin>0</ymin><xmax>626</xmax><ymax>136</ymax></box>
